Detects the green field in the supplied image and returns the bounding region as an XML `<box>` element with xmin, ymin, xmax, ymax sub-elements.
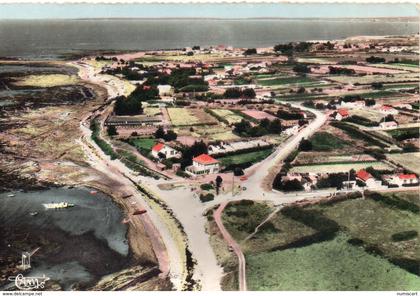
<box><xmin>217</xmin><ymin>148</ymin><xmax>272</xmax><ymax>168</ymax></box>
<box><xmin>290</xmin><ymin>161</ymin><xmax>392</xmax><ymax>174</ymax></box>
<box><xmin>257</xmin><ymin>76</ymin><xmax>314</xmax><ymax>86</ymax></box>
<box><xmin>247</xmin><ymin>233</ymin><xmax>420</xmax><ymax>291</ymax></box>
<box><xmin>387</xmin><ymin>127</ymin><xmax>419</xmax><ymax>141</ymax></box>
<box><xmin>310</xmin><ymin>132</ymin><xmax>349</xmax><ymax>151</ymax></box>
<box><xmin>386</xmin><ymin>152</ymin><xmax>420</xmax><ymax>175</ymax></box>
<box><xmin>130</xmin><ymin>138</ymin><xmax>155</xmax><ymax>153</ymax></box>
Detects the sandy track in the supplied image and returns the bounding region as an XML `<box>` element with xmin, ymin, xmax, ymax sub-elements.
<box><xmin>213</xmin><ymin>202</ymin><xmax>247</xmax><ymax>291</ymax></box>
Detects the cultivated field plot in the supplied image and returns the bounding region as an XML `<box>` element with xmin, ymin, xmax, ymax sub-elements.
<box><xmin>342</xmin><ymin>64</ymin><xmax>406</xmax><ymax>74</ymax></box>
<box><xmin>13</xmin><ymin>74</ymin><xmax>79</xmax><ymax>87</ymax></box>
<box><xmin>293</xmin><ymin>153</ymin><xmax>375</xmax><ymax>165</ymax></box>
<box><xmin>176</xmin><ymin>125</ymin><xmax>239</xmax><ymax>141</ymax></box>
<box><xmin>257</xmin><ymin>76</ymin><xmax>315</xmax><ymax>87</ymax></box>
<box><xmin>386</xmin><ymin>152</ymin><xmax>420</xmax><ymax>175</ymax></box>
<box><xmin>167</xmin><ymin>107</ymin><xmax>218</xmax><ymax>126</ymax></box>
<box><xmin>241</xmin><ymin>110</ymin><xmax>277</xmax><ymax>121</ymax></box>
<box><xmin>209</xmin><ymin>109</ymin><xmax>244</xmax><ymax>124</ymax></box>
<box><xmin>246</xmin><ymin>234</ymin><xmax>420</xmax><ymax>291</ymax></box>
<box><xmin>217</xmin><ymin>148</ymin><xmax>272</xmax><ymax>168</ymax></box>
<box><xmin>310</xmin><ymin>132</ymin><xmax>349</xmax><ymax>151</ymax></box>
<box><xmin>328</xmin><ymin>73</ymin><xmax>419</xmax><ymax>85</ymax></box>
<box><xmin>143</xmin><ymin>107</ymin><xmax>162</xmax><ymax>117</ymax></box>
<box><xmin>349</xmin><ymin>109</ymin><xmax>384</xmax><ymax>122</ymax></box>
<box><xmin>290</xmin><ymin>161</ymin><xmax>393</xmax><ymax>173</ymax></box>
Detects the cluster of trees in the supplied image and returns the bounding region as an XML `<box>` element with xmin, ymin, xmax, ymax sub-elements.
<box><xmin>114</xmin><ymin>95</ymin><xmax>143</xmax><ymax>116</ymax></box>
<box><xmin>366</xmin><ymin>56</ymin><xmax>386</xmax><ymax>64</ymax></box>
<box><xmin>292</xmin><ymin>64</ymin><xmax>311</xmax><ymax>74</ymax></box>
<box><xmin>147</xmin><ymin>68</ymin><xmax>208</xmax><ymax>92</ymax></box>
<box><xmin>276</xmin><ymin>110</ymin><xmax>305</xmax><ymax>120</ymax></box>
<box><xmin>154</xmin><ymin>127</ymin><xmax>177</xmax><ymax>141</ymax></box>
<box><xmin>317</xmin><ymin>172</ymin><xmax>355</xmax><ymax>189</ymax></box>
<box><xmin>298</xmin><ymin>138</ymin><xmax>312</xmax><ymax>151</ymax></box>
<box><xmin>341</xmin><ymin>95</ymin><xmax>376</xmax><ymax>106</ymax></box>
<box><xmin>129</xmin><ymin>85</ymin><xmax>160</xmax><ymax>102</ymax></box>
<box><xmin>273</xmin><ymin>42</ymin><xmax>313</xmax><ymax>55</ymax></box>
<box><xmin>223</xmin><ymin>88</ymin><xmax>256</xmax><ymax>99</ymax></box>
<box><xmin>273</xmin><ymin>177</ymin><xmax>303</xmax><ymax>191</ymax></box>
<box><xmin>328</xmin><ymin>66</ymin><xmax>355</xmax><ymax>75</ymax></box>
<box><xmin>243</xmin><ymin>48</ymin><xmax>257</xmax><ymax>55</ymax></box>
<box><xmin>233</xmin><ymin>118</ymin><xmax>282</xmax><ymax>137</ymax></box>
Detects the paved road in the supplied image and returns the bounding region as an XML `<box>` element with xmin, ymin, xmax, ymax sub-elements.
<box><xmin>213</xmin><ymin>202</ymin><xmax>247</xmax><ymax>291</ymax></box>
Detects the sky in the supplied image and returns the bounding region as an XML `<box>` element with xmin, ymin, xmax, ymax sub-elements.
<box><xmin>0</xmin><ymin>3</ymin><xmax>418</xmax><ymax>19</ymax></box>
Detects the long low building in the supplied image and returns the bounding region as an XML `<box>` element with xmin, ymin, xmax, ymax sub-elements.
<box><xmin>104</xmin><ymin>115</ymin><xmax>162</xmax><ymax>128</ymax></box>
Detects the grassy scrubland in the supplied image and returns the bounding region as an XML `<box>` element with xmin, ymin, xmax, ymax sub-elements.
<box><xmin>14</xmin><ymin>74</ymin><xmax>79</xmax><ymax>87</ymax></box>
<box><xmin>310</xmin><ymin>132</ymin><xmax>349</xmax><ymax>151</ymax></box>
<box><xmin>218</xmin><ymin>148</ymin><xmax>272</xmax><ymax>170</ymax></box>
<box><xmin>247</xmin><ymin>233</ymin><xmax>420</xmax><ymax>291</ymax></box>
<box><xmin>217</xmin><ymin>191</ymin><xmax>420</xmax><ymax>291</ymax></box>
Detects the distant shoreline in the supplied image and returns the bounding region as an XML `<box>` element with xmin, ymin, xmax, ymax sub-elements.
<box><xmin>0</xmin><ymin>16</ymin><xmax>418</xmax><ymax>22</ymax></box>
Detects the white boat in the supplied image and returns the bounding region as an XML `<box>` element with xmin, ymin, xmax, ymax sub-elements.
<box><xmin>7</xmin><ymin>194</ymin><xmax>15</xmax><ymax>197</ymax></box>
<box><xmin>29</xmin><ymin>211</ymin><xmax>38</xmax><ymax>216</ymax></box>
<box><xmin>43</xmin><ymin>202</ymin><xmax>75</xmax><ymax>209</ymax></box>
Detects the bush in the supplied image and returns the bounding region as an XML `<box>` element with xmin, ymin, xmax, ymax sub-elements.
<box><xmin>367</xmin><ymin>192</ymin><xmax>419</xmax><ymax>213</ymax></box>
<box><xmin>200</xmin><ymin>183</ymin><xmax>214</xmax><ymax>191</ymax></box>
<box><xmin>391</xmin><ymin>230</ymin><xmax>418</xmax><ymax>242</ymax></box>
<box><xmin>199</xmin><ymin>193</ymin><xmax>215</xmax><ymax>203</ymax></box>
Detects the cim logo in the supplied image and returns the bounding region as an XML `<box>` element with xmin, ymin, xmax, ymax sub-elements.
<box><xmin>8</xmin><ymin>274</ymin><xmax>50</xmax><ymax>291</ymax></box>
<box><xmin>8</xmin><ymin>251</ymin><xmax>50</xmax><ymax>290</ymax></box>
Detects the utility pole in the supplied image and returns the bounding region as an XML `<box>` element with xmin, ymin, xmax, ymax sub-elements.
<box><xmin>232</xmin><ymin>172</ymin><xmax>235</xmax><ymax>197</ymax></box>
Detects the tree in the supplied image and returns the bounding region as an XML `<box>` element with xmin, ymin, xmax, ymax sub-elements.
<box><xmin>244</xmin><ymin>48</ymin><xmax>257</xmax><ymax>55</ymax></box>
<box><xmin>107</xmin><ymin>125</ymin><xmax>118</xmax><ymax>136</ymax></box>
<box><xmin>215</xmin><ymin>175</ymin><xmax>223</xmax><ymax>195</ymax></box>
<box><xmin>366</xmin><ymin>56</ymin><xmax>385</xmax><ymax>64</ymax></box>
<box><xmin>163</xmin><ymin>130</ymin><xmax>178</xmax><ymax>141</ymax></box>
<box><xmin>298</xmin><ymin>139</ymin><xmax>312</xmax><ymax>151</ymax></box>
<box><xmin>154</xmin><ymin>127</ymin><xmax>165</xmax><ymax>139</ymax></box>
<box><xmin>268</xmin><ymin>119</ymin><xmax>282</xmax><ymax>134</ymax></box>
<box><xmin>114</xmin><ymin>96</ymin><xmax>143</xmax><ymax>116</ymax></box>
<box><xmin>293</xmin><ymin>64</ymin><xmax>310</xmax><ymax>74</ymax></box>
<box><xmin>297</xmin><ymin>87</ymin><xmax>306</xmax><ymax>94</ymax></box>
<box><xmin>233</xmin><ymin>167</ymin><xmax>244</xmax><ymax>177</ymax></box>
<box><xmin>233</xmin><ymin>120</ymin><xmax>252</xmax><ymax>135</ymax></box>
<box><xmin>243</xmin><ymin>88</ymin><xmax>256</xmax><ymax>98</ymax></box>
<box><xmin>224</xmin><ymin>88</ymin><xmax>243</xmax><ymax>99</ymax></box>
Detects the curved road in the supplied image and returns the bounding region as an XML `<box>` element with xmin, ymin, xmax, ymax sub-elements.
<box><xmin>213</xmin><ymin>202</ymin><xmax>247</xmax><ymax>291</ymax></box>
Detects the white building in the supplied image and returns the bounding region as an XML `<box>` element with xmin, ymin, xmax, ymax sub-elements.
<box><xmin>283</xmin><ymin>125</ymin><xmax>299</xmax><ymax>136</ymax></box>
<box><xmin>157</xmin><ymin>85</ymin><xmax>174</xmax><ymax>96</ymax></box>
<box><xmin>379</xmin><ymin>121</ymin><xmax>398</xmax><ymax>129</ymax></box>
<box><xmin>185</xmin><ymin>154</ymin><xmax>220</xmax><ymax>176</ymax></box>
<box><xmin>379</xmin><ymin>105</ymin><xmax>399</xmax><ymax>115</ymax></box>
<box><xmin>385</xmin><ymin>174</ymin><xmax>419</xmax><ymax>187</ymax></box>
<box><xmin>151</xmin><ymin>143</ymin><xmax>180</xmax><ymax>159</ymax></box>
<box><xmin>340</xmin><ymin>100</ymin><xmax>366</xmax><ymax>109</ymax></box>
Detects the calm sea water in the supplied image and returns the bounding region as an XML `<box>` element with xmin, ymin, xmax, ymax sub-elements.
<box><xmin>0</xmin><ymin>187</ymin><xmax>128</xmax><ymax>289</ymax></box>
<box><xmin>0</xmin><ymin>19</ymin><xmax>417</xmax><ymax>58</ymax></box>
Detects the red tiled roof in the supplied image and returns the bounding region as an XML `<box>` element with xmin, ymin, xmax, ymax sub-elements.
<box><xmin>356</xmin><ymin>170</ymin><xmax>373</xmax><ymax>182</ymax></box>
<box><xmin>380</xmin><ymin>105</ymin><xmax>393</xmax><ymax>110</ymax></box>
<box><xmin>193</xmin><ymin>154</ymin><xmax>218</xmax><ymax>165</ymax></box>
<box><xmin>337</xmin><ymin>108</ymin><xmax>349</xmax><ymax>117</ymax></box>
<box><xmin>152</xmin><ymin>143</ymin><xmax>165</xmax><ymax>152</ymax></box>
<box><xmin>398</xmin><ymin>174</ymin><xmax>417</xmax><ymax>180</ymax></box>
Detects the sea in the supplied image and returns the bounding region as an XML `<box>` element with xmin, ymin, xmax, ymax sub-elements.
<box><xmin>0</xmin><ymin>19</ymin><xmax>417</xmax><ymax>59</ymax></box>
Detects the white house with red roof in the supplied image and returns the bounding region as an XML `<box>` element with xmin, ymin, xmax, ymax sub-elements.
<box><xmin>385</xmin><ymin>173</ymin><xmax>418</xmax><ymax>187</ymax></box>
<box><xmin>356</xmin><ymin>169</ymin><xmax>381</xmax><ymax>188</ymax></box>
<box><xmin>379</xmin><ymin>105</ymin><xmax>399</xmax><ymax>115</ymax></box>
<box><xmin>185</xmin><ymin>154</ymin><xmax>220</xmax><ymax>176</ymax></box>
<box><xmin>331</xmin><ymin>108</ymin><xmax>349</xmax><ymax>121</ymax></box>
<box><xmin>151</xmin><ymin>143</ymin><xmax>180</xmax><ymax>159</ymax></box>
